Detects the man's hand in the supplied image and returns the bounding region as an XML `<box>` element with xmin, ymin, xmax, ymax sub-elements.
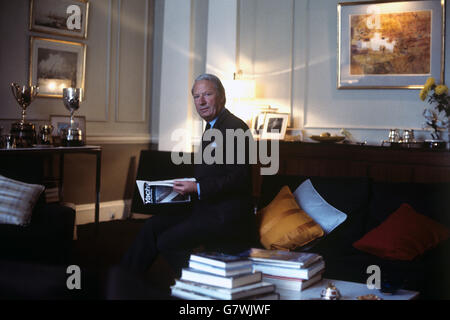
<box><xmin>173</xmin><ymin>180</ymin><xmax>197</xmax><ymax>195</ymax></box>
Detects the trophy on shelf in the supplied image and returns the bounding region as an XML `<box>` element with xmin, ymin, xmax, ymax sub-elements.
<box><xmin>62</xmin><ymin>87</ymin><xmax>84</xmax><ymax>146</ymax></box>
<box><xmin>10</xmin><ymin>83</ymin><xmax>39</xmax><ymax>147</ymax></box>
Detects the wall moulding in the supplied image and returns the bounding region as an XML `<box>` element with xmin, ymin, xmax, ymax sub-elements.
<box><xmin>114</xmin><ymin>0</ymin><xmax>150</xmax><ymax>124</ymax></box>
<box><xmin>86</xmin><ymin>134</ymin><xmax>151</xmax><ymax>145</ymax></box>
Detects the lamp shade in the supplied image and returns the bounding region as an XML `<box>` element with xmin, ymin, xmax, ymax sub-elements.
<box><xmin>224</xmin><ymin>79</ymin><xmax>256</xmax><ymax>100</ymax></box>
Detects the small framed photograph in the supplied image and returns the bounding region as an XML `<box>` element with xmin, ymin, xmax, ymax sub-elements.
<box><xmin>251</xmin><ymin>112</ymin><xmax>268</xmax><ymax>138</ymax></box>
<box><xmin>261</xmin><ymin>113</ymin><xmax>289</xmax><ymax>140</ymax></box>
<box><xmin>337</xmin><ymin>0</ymin><xmax>445</xmax><ymax>89</ymax></box>
<box><xmin>50</xmin><ymin>114</ymin><xmax>86</xmax><ymax>143</ymax></box>
<box><xmin>29</xmin><ymin>0</ymin><xmax>89</xmax><ymax>39</ymax></box>
<box><xmin>29</xmin><ymin>36</ymin><xmax>86</xmax><ymax>98</ymax></box>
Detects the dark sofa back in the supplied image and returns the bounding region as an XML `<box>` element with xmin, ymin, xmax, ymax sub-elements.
<box><xmin>368</xmin><ymin>181</ymin><xmax>450</xmax><ymax>231</ymax></box>
<box><xmin>258</xmin><ymin>174</ymin><xmax>450</xmax><ymax>256</ymax></box>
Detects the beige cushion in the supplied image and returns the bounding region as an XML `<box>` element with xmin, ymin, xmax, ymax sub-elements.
<box><xmin>256</xmin><ymin>185</ymin><xmax>324</xmax><ymax>250</ymax></box>
<box><xmin>0</xmin><ymin>175</ymin><xmax>45</xmax><ymax>226</ymax></box>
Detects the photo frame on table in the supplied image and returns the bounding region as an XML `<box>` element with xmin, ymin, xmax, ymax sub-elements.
<box><xmin>29</xmin><ymin>0</ymin><xmax>89</xmax><ymax>39</ymax></box>
<box><xmin>337</xmin><ymin>0</ymin><xmax>445</xmax><ymax>89</ymax></box>
<box><xmin>251</xmin><ymin>112</ymin><xmax>268</xmax><ymax>138</ymax></box>
<box><xmin>29</xmin><ymin>36</ymin><xmax>86</xmax><ymax>98</ymax></box>
<box><xmin>260</xmin><ymin>113</ymin><xmax>289</xmax><ymax>140</ymax></box>
<box><xmin>50</xmin><ymin>115</ymin><xmax>86</xmax><ymax>144</ymax></box>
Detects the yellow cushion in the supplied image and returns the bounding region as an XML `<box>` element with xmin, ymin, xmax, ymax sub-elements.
<box><xmin>257</xmin><ymin>186</ymin><xmax>324</xmax><ymax>250</ymax></box>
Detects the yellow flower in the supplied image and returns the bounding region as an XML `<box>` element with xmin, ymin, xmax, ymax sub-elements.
<box><xmin>424</xmin><ymin>77</ymin><xmax>435</xmax><ymax>91</ymax></box>
<box><xmin>434</xmin><ymin>84</ymin><xmax>448</xmax><ymax>96</ymax></box>
<box><xmin>419</xmin><ymin>88</ymin><xmax>428</xmax><ymax>101</ymax></box>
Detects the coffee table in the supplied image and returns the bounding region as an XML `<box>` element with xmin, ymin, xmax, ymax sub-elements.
<box><xmin>277</xmin><ymin>278</ymin><xmax>419</xmax><ymax>300</ymax></box>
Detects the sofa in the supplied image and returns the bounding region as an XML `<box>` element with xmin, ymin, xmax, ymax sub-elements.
<box><xmin>130</xmin><ymin>150</ymin><xmax>450</xmax><ymax>299</ymax></box>
<box><xmin>0</xmin><ymin>154</ymin><xmax>76</xmax><ymax>265</ymax></box>
<box><xmin>257</xmin><ymin>174</ymin><xmax>450</xmax><ymax>300</ymax></box>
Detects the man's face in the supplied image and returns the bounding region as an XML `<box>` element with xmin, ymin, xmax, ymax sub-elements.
<box><xmin>192</xmin><ymin>80</ymin><xmax>224</xmax><ymax>122</ymax></box>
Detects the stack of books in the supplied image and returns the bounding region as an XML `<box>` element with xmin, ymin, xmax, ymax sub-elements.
<box><xmin>244</xmin><ymin>248</ymin><xmax>325</xmax><ymax>291</ymax></box>
<box><xmin>171</xmin><ymin>252</ymin><xmax>280</xmax><ymax>300</ymax></box>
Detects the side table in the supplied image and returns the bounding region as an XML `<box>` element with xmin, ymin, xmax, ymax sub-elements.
<box><xmin>0</xmin><ymin>145</ymin><xmax>102</xmax><ymax>235</ymax></box>
<box><xmin>277</xmin><ymin>278</ymin><xmax>419</xmax><ymax>300</ymax></box>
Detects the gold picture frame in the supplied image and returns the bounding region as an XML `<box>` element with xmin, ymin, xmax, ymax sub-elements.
<box><xmin>29</xmin><ymin>36</ymin><xmax>86</xmax><ymax>98</ymax></box>
<box><xmin>337</xmin><ymin>0</ymin><xmax>445</xmax><ymax>89</ymax></box>
<box><xmin>29</xmin><ymin>0</ymin><xmax>89</xmax><ymax>39</ymax></box>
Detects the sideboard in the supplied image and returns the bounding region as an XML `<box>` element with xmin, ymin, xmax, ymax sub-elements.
<box><xmin>253</xmin><ymin>141</ymin><xmax>450</xmax><ymax>196</ymax></box>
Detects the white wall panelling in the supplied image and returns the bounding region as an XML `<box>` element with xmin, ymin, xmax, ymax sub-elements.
<box><xmin>0</xmin><ymin>0</ymin><xmax>153</xmax><ymax>142</ymax></box>
<box><xmin>115</xmin><ymin>0</ymin><xmax>150</xmax><ymax>123</ymax></box>
<box><xmin>157</xmin><ymin>0</ymin><xmax>210</xmax><ymax>152</ymax></box>
<box><xmin>238</xmin><ymin>0</ymin><xmax>450</xmax><ymax>144</ymax></box>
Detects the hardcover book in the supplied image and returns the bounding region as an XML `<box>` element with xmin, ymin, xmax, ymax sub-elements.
<box><xmin>181</xmin><ymin>268</ymin><xmax>262</xmax><ymax>289</ymax></box>
<box><xmin>188</xmin><ymin>260</ymin><xmax>253</xmax><ymax>277</ymax></box>
<box><xmin>243</xmin><ymin>248</ymin><xmax>322</xmax><ymax>268</ymax></box>
<box><xmin>190</xmin><ymin>252</ymin><xmax>253</xmax><ymax>269</ymax></box>
<box><xmin>262</xmin><ymin>272</ymin><xmax>323</xmax><ymax>291</ymax></box>
<box><xmin>252</xmin><ymin>259</ymin><xmax>325</xmax><ymax>280</ymax></box>
<box><xmin>171</xmin><ymin>285</ymin><xmax>280</xmax><ymax>300</ymax></box>
<box><xmin>172</xmin><ymin>279</ymin><xmax>276</xmax><ymax>300</ymax></box>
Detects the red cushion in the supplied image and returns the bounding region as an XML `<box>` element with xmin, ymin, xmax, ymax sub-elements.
<box><xmin>353</xmin><ymin>203</ymin><xmax>450</xmax><ymax>260</ymax></box>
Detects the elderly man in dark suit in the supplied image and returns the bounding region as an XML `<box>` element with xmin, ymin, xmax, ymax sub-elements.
<box><xmin>121</xmin><ymin>74</ymin><xmax>257</xmax><ymax>275</ymax></box>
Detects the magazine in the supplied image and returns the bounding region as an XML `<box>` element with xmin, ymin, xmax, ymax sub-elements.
<box><xmin>136</xmin><ymin>178</ymin><xmax>196</xmax><ymax>204</ymax></box>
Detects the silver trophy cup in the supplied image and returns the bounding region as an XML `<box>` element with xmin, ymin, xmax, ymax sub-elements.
<box><xmin>62</xmin><ymin>88</ymin><xmax>84</xmax><ymax>146</ymax></box>
<box><xmin>10</xmin><ymin>83</ymin><xmax>39</xmax><ymax>147</ymax></box>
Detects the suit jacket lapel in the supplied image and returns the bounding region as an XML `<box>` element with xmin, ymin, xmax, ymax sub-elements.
<box><xmin>211</xmin><ymin>108</ymin><xmax>229</xmax><ymax>130</ymax></box>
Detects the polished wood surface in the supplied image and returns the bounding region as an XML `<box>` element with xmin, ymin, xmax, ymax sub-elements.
<box><xmin>277</xmin><ymin>141</ymin><xmax>450</xmax><ymax>183</ymax></box>
<box><xmin>253</xmin><ymin>141</ymin><xmax>450</xmax><ymax>196</ymax></box>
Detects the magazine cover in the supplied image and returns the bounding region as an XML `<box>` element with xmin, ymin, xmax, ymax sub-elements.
<box><xmin>136</xmin><ymin>178</ymin><xmax>195</xmax><ymax>204</ymax></box>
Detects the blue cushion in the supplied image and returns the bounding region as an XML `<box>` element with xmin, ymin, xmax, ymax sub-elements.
<box><xmin>293</xmin><ymin>179</ymin><xmax>347</xmax><ymax>234</ymax></box>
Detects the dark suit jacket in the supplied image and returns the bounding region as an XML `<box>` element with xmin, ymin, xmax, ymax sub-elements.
<box><xmin>193</xmin><ymin>108</ymin><xmax>255</xmax><ymax>233</ymax></box>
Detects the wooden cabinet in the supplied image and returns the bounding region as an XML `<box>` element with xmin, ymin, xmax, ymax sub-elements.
<box><xmin>277</xmin><ymin>141</ymin><xmax>450</xmax><ymax>182</ymax></box>
<box><xmin>252</xmin><ymin>141</ymin><xmax>450</xmax><ymax>196</ymax></box>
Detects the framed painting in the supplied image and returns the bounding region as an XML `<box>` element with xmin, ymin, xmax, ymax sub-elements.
<box><xmin>337</xmin><ymin>0</ymin><xmax>445</xmax><ymax>89</ymax></box>
<box><xmin>260</xmin><ymin>113</ymin><xmax>289</xmax><ymax>140</ymax></box>
<box><xmin>29</xmin><ymin>0</ymin><xmax>89</xmax><ymax>39</ymax></box>
<box><xmin>50</xmin><ymin>114</ymin><xmax>86</xmax><ymax>144</ymax></box>
<box><xmin>29</xmin><ymin>37</ymin><xmax>86</xmax><ymax>98</ymax></box>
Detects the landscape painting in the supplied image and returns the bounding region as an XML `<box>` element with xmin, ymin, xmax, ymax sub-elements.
<box><xmin>29</xmin><ymin>37</ymin><xmax>86</xmax><ymax>98</ymax></box>
<box><xmin>350</xmin><ymin>11</ymin><xmax>431</xmax><ymax>75</ymax></box>
<box><xmin>30</xmin><ymin>0</ymin><xmax>89</xmax><ymax>38</ymax></box>
<box><xmin>337</xmin><ymin>0</ymin><xmax>445</xmax><ymax>89</ymax></box>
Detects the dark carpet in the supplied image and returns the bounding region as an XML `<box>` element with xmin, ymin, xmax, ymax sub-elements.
<box><xmin>69</xmin><ymin>218</ymin><xmax>176</xmax><ymax>299</ymax></box>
